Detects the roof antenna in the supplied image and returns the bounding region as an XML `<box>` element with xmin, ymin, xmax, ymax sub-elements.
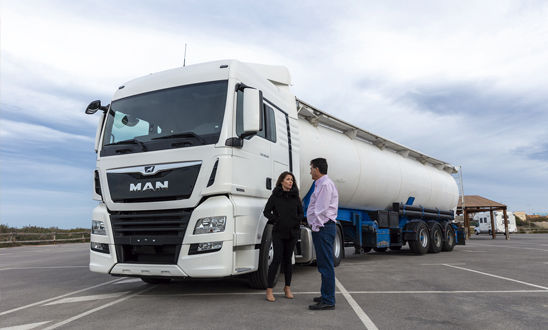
<box><xmin>183</xmin><ymin>44</ymin><xmax>187</xmax><ymax>67</ymax></box>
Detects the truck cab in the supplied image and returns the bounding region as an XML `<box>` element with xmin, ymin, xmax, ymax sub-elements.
<box><xmin>87</xmin><ymin>60</ymin><xmax>299</xmax><ymax>287</ymax></box>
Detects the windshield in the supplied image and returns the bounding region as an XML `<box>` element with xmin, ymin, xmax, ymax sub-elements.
<box><xmin>101</xmin><ymin>80</ymin><xmax>228</xmax><ymax>156</ymax></box>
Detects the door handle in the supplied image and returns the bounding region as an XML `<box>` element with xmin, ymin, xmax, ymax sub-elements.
<box><xmin>266</xmin><ymin>177</ymin><xmax>272</xmax><ymax>190</ymax></box>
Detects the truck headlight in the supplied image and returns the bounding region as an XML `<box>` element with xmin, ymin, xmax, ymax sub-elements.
<box><xmin>92</xmin><ymin>220</ymin><xmax>107</xmax><ymax>235</ymax></box>
<box><xmin>194</xmin><ymin>216</ymin><xmax>226</xmax><ymax>234</ymax></box>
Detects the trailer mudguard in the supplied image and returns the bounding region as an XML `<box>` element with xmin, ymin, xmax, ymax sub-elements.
<box><xmin>403</xmin><ymin>220</ymin><xmax>424</xmax><ymax>241</ymax></box>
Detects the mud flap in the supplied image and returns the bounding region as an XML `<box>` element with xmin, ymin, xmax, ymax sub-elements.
<box><xmin>455</xmin><ymin>228</ymin><xmax>466</xmax><ymax>245</ymax></box>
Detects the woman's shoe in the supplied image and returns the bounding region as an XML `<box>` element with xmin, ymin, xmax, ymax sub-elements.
<box><xmin>266</xmin><ymin>288</ymin><xmax>275</xmax><ymax>302</ymax></box>
<box><xmin>284</xmin><ymin>286</ymin><xmax>294</xmax><ymax>299</ymax></box>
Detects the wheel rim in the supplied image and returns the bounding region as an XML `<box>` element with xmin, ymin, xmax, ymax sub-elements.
<box><xmin>447</xmin><ymin>229</ymin><xmax>454</xmax><ymax>245</ymax></box>
<box><xmin>434</xmin><ymin>230</ymin><xmax>442</xmax><ymax>247</ymax></box>
<box><xmin>419</xmin><ymin>228</ymin><xmax>429</xmax><ymax>248</ymax></box>
<box><xmin>334</xmin><ymin>231</ymin><xmax>341</xmax><ymax>258</ymax></box>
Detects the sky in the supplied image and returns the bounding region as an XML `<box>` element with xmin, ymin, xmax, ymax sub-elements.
<box><xmin>1</xmin><ymin>0</ymin><xmax>547</xmax><ymax>229</ymax></box>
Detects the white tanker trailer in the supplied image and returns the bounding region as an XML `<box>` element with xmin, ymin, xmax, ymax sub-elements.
<box><xmin>86</xmin><ymin>60</ymin><xmax>465</xmax><ymax>289</ymax></box>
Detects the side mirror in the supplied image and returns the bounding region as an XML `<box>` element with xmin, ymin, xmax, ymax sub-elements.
<box><xmin>94</xmin><ymin>112</ymin><xmax>105</xmax><ymax>152</ymax></box>
<box><xmin>86</xmin><ymin>100</ymin><xmax>109</xmax><ymax>114</ymax></box>
<box><xmin>242</xmin><ymin>88</ymin><xmax>263</xmax><ymax>135</ymax></box>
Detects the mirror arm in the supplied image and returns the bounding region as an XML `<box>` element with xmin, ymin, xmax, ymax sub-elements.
<box><xmin>235</xmin><ymin>83</ymin><xmax>253</xmax><ymax>92</ymax></box>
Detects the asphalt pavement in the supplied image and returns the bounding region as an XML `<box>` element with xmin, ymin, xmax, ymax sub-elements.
<box><xmin>1</xmin><ymin>234</ymin><xmax>547</xmax><ymax>330</ymax></box>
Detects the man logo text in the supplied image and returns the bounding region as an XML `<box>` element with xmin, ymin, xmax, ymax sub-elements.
<box><xmin>130</xmin><ymin>181</ymin><xmax>168</xmax><ymax>192</ymax></box>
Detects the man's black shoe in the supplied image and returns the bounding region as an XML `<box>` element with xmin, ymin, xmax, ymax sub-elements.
<box><xmin>309</xmin><ymin>302</ymin><xmax>335</xmax><ymax>310</ymax></box>
<box><xmin>313</xmin><ymin>296</ymin><xmax>322</xmax><ymax>302</ymax></box>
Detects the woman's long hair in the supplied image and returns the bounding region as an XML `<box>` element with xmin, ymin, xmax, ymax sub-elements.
<box><xmin>275</xmin><ymin>171</ymin><xmax>299</xmax><ymax>191</ymax></box>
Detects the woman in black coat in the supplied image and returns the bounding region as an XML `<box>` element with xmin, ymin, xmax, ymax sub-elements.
<box><xmin>263</xmin><ymin>171</ymin><xmax>304</xmax><ymax>302</ymax></box>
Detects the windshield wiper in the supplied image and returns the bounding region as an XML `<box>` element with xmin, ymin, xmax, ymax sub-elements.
<box><xmin>105</xmin><ymin>138</ymin><xmax>147</xmax><ymax>151</ymax></box>
<box><xmin>151</xmin><ymin>132</ymin><xmax>206</xmax><ymax>145</ymax></box>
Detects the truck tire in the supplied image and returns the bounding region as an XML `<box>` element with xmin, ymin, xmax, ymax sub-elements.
<box><xmin>248</xmin><ymin>224</ymin><xmax>279</xmax><ymax>289</ymax></box>
<box><xmin>333</xmin><ymin>225</ymin><xmax>343</xmax><ymax>267</ymax></box>
<box><xmin>409</xmin><ymin>221</ymin><xmax>429</xmax><ymax>254</ymax></box>
<box><xmin>141</xmin><ymin>277</ymin><xmax>172</xmax><ymax>284</ymax></box>
<box><xmin>389</xmin><ymin>246</ymin><xmax>402</xmax><ymax>251</ymax></box>
<box><xmin>373</xmin><ymin>247</ymin><xmax>387</xmax><ymax>252</ymax></box>
<box><xmin>363</xmin><ymin>247</ymin><xmax>372</xmax><ymax>253</ymax></box>
<box><xmin>442</xmin><ymin>225</ymin><xmax>456</xmax><ymax>252</ymax></box>
<box><xmin>428</xmin><ymin>224</ymin><xmax>443</xmax><ymax>253</ymax></box>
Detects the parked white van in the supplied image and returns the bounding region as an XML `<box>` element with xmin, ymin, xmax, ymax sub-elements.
<box><xmin>474</xmin><ymin>211</ymin><xmax>517</xmax><ymax>235</ymax></box>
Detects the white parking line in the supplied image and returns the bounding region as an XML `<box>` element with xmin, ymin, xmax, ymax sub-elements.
<box><xmin>335</xmin><ymin>277</ymin><xmax>379</xmax><ymax>330</ymax></box>
<box><xmin>0</xmin><ymin>321</ymin><xmax>51</xmax><ymax>330</ymax></box>
<box><xmin>465</xmin><ymin>243</ymin><xmax>548</xmax><ymax>252</ymax></box>
<box><xmin>113</xmin><ymin>278</ymin><xmax>143</xmax><ymax>284</ymax></box>
<box><xmin>140</xmin><ymin>289</ymin><xmax>548</xmax><ymax>298</ymax></box>
<box><xmin>347</xmin><ymin>290</ymin><xmax>548</xmax><ymax>294</ymax></box>
<box><xmin>44</xmin><ymin>292</ymin><xmax>131</xmax><ymax>305</ymax></box>
<box><xmin>0</xmin><ymin>278</ymin><xmax>124</xmax><ymax>316</ymax></box>
<box><xmin>443</xmin><ymin>264</ymin><xmax>548</xmax><ymax>290</ymax></box>
<box><xmin>40</xmin><ymin>285</ymin><xmax>158</xmax><ymax>330</ymax></box>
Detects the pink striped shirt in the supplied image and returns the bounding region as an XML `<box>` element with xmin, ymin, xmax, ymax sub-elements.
<box><xmin>307</xmin><ymin>175</ymin><xmax>339</xmax><ymax>232</ymax></box>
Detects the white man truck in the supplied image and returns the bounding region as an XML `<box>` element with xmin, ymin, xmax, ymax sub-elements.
<box><xmin>86</xmin><ymin>60</ymin><xmax>465</xmax><ymax>289</ymax></box>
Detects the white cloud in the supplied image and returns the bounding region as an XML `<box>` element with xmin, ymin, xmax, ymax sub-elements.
<box><xmin>1</xmin><ymin>0</ymin><xmax>547</xmax><ymax>221</ymax></box>
<box><xmin>0</xmin><ymin>119</ymin><xmax>94</xmax><ymax>144</ymax></box>
<box><xmin>0</xmin><ymin>188</ymin><xmax>95</xmax><ymax>228</ymax></box>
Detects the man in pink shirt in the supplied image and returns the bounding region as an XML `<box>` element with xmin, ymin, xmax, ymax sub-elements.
<box><xmin>307</xmin><ymin>158</ymin><xmax>339</xmax><ymax>310</ymax></box>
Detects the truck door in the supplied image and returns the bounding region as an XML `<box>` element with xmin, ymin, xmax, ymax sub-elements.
<box><xmin>232</xmin><ymin>89</ymin><xmax>274</xmax><ymax>198</ymax></box>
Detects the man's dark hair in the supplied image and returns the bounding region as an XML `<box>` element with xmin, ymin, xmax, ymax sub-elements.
<box><xmin>310</xmin><ymin>158</ymin><xmax>328</xmax><ymax>174</ymax></box>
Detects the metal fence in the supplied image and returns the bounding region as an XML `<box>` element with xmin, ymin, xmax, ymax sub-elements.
<box><xmin>0</xmin><ymin>232</ymin><xmax>90</xmax><ymax>245</ymax></box>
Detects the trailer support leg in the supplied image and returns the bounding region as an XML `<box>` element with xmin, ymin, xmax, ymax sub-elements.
<box><xmin>353</xmin><ymin>212</ymin><xmax>364</xmax><ymax>254</ymax></box>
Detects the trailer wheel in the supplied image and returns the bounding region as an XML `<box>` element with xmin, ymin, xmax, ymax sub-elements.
<box><xmin>389</xmin><ymin>246</ymin><xmax>402</xmax><ymax>251</ymax></box>
<box><xmin>363</xmin><ymin>247</ymin><xmax>372</xmax><ymax>253</ymax></box>
<box><xmin>141</xmin><ymin>277</ymin><xmax>172</xmax><ymax>284</ymax></box>
<box><xmin>373</xmin><ymin>247</ymin><xmax>388</xmax><ymax>252</ymax></box>
<box><xmin>442</xmin><ymin>225</ymin><xmax>456</xmax><ymax>252</ymax></box>
<box><xmin>248</xmin><ymin>224</ymin><xmax>279</xmax><ymax>289</ymax></box>
<box><xmin>428</xmin><ymin>225</ymin><xmax>443</xmax><ymax>253</ymax></box>
<box><xmin>333</xmin><ymin>225</ymin><xmax>343</xmax><ymax>267</ymax></box>
<box><xmin>409</xmin><ymin>222</ymin><xmax>429</xmax><ymax>254</ymax></box>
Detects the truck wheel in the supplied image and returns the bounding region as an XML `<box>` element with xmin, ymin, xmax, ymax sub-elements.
<box><xmin>389</xmin><ymin>246</ymin><xmax>402</xmax><ymax>251</ymax></box>
<box><xmin>442</xmin><ymin>225</ymin><xmax>456</xmax><ymax>252</ymax></box>
<box><xmin>333</xmin><ymin>225</ymin><xmax>343</xmax><ymax>267</ymax></box>
<box><xmin>409</xmin><ymin>222</ymin><xmax>429</xmax><ymax>254</ymax></box>
<box><xmin>363</xmin><ymin>247</ymin><xmax>372</xmax><ymax>253</ymax></box>
<box><xmin>141</xmin><ymin>277</ymin><xmax>172</xmax><ymax>284</ymax></box>
<box><xmin>373</xmin><ymin>247</ymin><xmax>387</xmax><ymax>252</ymax></box>
<box><xmin>248</xmin><ymin>224</ymin><xmax>279</xmax><ymax>289</ymax></box>
<box><xmin>428</xmin><ymin>225</ymin><xmax>443</xmax><ymax>253</ymax></box>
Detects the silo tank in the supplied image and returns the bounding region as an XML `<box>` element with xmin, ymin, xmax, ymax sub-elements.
<box><xmin>297</xmin><ymin>117</ymin><xmax>459</xmax><ymax>212</ymax></box>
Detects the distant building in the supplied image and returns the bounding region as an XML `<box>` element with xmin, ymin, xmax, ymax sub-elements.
<box><xmin>514</xmin><ymin>211</ymin><xmax>526</xmax><ymax>221</ymax></box>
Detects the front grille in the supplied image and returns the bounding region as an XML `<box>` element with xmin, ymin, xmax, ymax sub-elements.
<box><xmin>107</xmin><ymin>163</ymin><xmax>201</xmax><ymax>203</ymax></box>
<box><xmin>110</xmin><ymin>209</ymin><xmax>191</xmax><ymax>264</ymax></box>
